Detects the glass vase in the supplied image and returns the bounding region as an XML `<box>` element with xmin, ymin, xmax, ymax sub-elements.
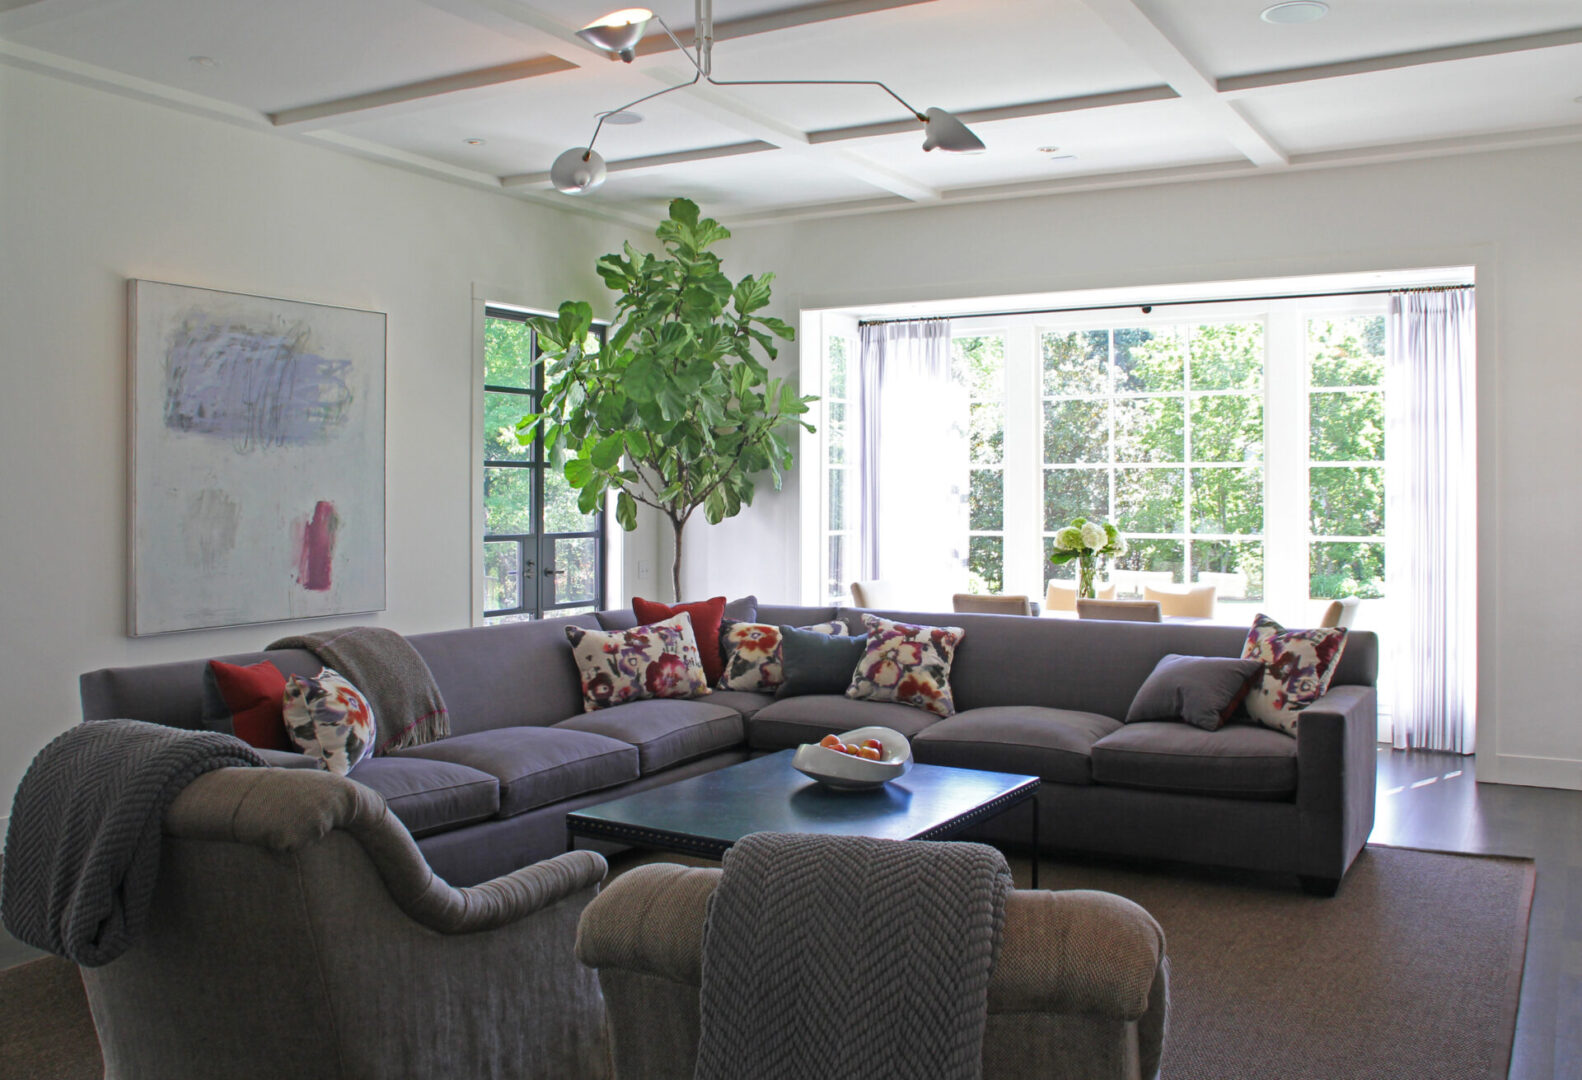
<box><xmin>1078</xmin><ymin>555</ymin><xmax>1097</xmax><ymax>600</ymax></box>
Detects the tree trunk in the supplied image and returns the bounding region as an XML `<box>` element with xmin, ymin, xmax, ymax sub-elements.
<box><xmin>670</xmin><ymin>515</ymin><xmax>685</xmax><ymax>601</ymax></box>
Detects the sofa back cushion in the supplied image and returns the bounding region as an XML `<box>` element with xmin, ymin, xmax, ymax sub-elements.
<box><xmin>406</xmin><ymin>615</ymin><xmax>603</xmax><ymax>735</ymax></box>
<box><xmin>840</xmin><ymin>609</ymin><xmax>1376</xmax><ymax>720</ymax></box>
<box><xmin>81</xmin><ymin>649</ymin><xmax>324</xmax><ymax>729</ymax></box>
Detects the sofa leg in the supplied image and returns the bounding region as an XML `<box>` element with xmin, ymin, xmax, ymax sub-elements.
<box><xmin>1299</xmin><ymin>875</ymin><xmax>1340</xmax><ymax>898</ymax></box>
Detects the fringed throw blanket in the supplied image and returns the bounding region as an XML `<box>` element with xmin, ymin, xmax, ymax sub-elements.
<box><xmin>269</xmin><ymin>626</ymin><xmax>448</xmax><ymax>752</ymax></box>
<box><xmin>695</xmin><ymin>832</ymin><xmax>1012</xmax><ymax>1080</ymax></box>
<box><xmin>1</xmin><ymin>720</ymin><xmax>262</xmax><ymax>966</ymax></box>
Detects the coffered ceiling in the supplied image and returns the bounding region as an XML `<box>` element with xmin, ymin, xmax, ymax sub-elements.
<box><xmin>3</xmin><ymin>0</ymin><xmax>1580</xmax><ymax>225</ymax></box>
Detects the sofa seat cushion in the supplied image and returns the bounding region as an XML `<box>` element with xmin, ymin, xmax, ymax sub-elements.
<box><xmin>704</xmin><ymin>690</ymin><xmax>777</xmax><ymax>721</ymax></box>
<box><xmin>746</xmin><ymin>695</ymin><xmax>942</xmax><ymax>751</ymax></box>
<box><xmin>555</xmin><ymin>699</ymin><xmax>744</xmax><ymax>774</ymax></box>
<box><xmin>400</xmin><ymin>727</ymin><xmax>639</xmax><ymax>817</ymax></box>
<box><xmin>912</xmin><ymin>707</ymin><xmax>1121</xmax><ymax>786</ymax></box>
<box><xmin>1090</xmin><ymin>722</ymin><xmax>1297</xmax><ymax>800</ymax></box>
<box><xmin>349</xmin><ymin>756</ymin><xmax>500</xmax><ymax>838</ymax></box>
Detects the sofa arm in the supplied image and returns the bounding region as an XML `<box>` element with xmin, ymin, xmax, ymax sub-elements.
<box><xmin>1295</xmin><ymin>684</ymin><xmax>1378</xmax><ymax>880</ymax></box>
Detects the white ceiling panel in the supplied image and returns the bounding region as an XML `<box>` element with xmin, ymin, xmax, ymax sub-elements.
<box><xmin>333</xmin><ymin>73</ymin><xmax>783</xmax><ymax>177</ymax></box>
<box><xmin>5</xmin><ymin>0</ymin><xmax>542</xmax><ymax>111</ymax></box>
<box><xmin>1238</xmin><ymin>44</ymin><xmax>1582</xmax><ymax>154</ymax></box>
<box><xmin>706</xmin><ymin>0</ymin><xmax>1162</xmax><ymax>131</ymax></box>
<box><xmin>1134</xmin><ymin>0</ymin><xmax>1582</xmax><ymax>80</ymax></box>
<box><xmin>842</xmin><ymin>97</ymin><xmax>1240</xmax><ymax>187</ymax></box>
<box><xmin>560</xmin><ymin>145</ymin><xmax>891</xmax><ymax>218</ymax></box>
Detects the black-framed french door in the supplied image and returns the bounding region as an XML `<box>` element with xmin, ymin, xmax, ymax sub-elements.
<box><xmin>482</xmin><ymin>306</ymin><xmax>606</xmax><ymax>622</ymax></box>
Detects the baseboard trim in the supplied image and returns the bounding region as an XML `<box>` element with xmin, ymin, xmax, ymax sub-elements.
<box><xmin>1489</xmin><ymin>753</ymin><xmax>1582</xmax><ymax>790</ymax></box>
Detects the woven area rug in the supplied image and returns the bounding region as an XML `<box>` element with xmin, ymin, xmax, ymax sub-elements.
<box><xmin>0</xmin><ymin>844</ymin><xmax>1533</xmax><ymax>1080</ymax></box>
<box><xmin>1032</xmin><ymin>845</ymin><xmax>1533</xmax><ymax>1080</ymax></box>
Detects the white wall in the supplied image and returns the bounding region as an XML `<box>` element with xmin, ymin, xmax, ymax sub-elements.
<box><xmin>0</xmin><ymin>66</ymin><xmax>640</xmax><ymax>811</ymax></box>
<box><xmin>703</xmin><ymin>142</ymin><xmax>1582</xmax><ymax>790</ymax></box>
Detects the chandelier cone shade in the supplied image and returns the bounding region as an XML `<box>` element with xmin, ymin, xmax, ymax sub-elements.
<box><xmin>921</xmin><ymin>108</ymin><xmax>986</xmax><ymax>153</ymax></box>
<box><xmin>550</xmin><ymin>147</ymin><xmax>608</xmax><ymax>194</ymax></box>
<box><xmin>577</xmin><ymin>8</ymin><xmax>653</xmax><ymax>60</ymax></box>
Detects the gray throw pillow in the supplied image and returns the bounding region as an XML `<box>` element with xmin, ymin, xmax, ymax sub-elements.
<box><xmin>776</xmin><ymin>625</ymin><xmax>868</xmax><ymax>699</ymax></box>
<box><xmin>1126</xmin><ymin>654</ymin><xmax>1265</xmax><ymax>732</ymax></box>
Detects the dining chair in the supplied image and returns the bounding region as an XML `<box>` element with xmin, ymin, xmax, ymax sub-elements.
<box><xmin>1144</xmin><ymin>583</ymin><xmax>1217</xmax><ymax>618</ymax></box>
<box><xmin>1045</xmin><ymin>579</ymin><xmax>1116</xmax><ymax>612</ymax></box>
<box><xmin>1320</xmin><ymin>596</ymin><xmax>1361</xmax><ymax>628</ymax></box>
<box><xmin>953</xmin><ymin>593</ymin><xmax>1034</xmax><ymax>616</ymax></box>
<box><xmin>1075</xmin><ymin>599</ymin><xmax>1163</xmax><ymax>622</ymax></box>
<box><xmin>850</xmin><ymin>580</ymin><xmax>899</xmax><ymax>608</ymax></box>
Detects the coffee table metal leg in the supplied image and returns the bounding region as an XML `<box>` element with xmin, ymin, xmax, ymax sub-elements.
<box><xmin>1030</xmin><ymin>796</ymin><xmax>1039</xmax><ymax>890</ymax></box>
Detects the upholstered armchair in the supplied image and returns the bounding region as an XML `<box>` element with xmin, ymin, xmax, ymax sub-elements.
<box><xmin>78</xmin><ymin>767</ymin><xmax>610</xmax><ymax>1080</ymax></box>
<box><xmin>576</xmin><ymin>863</ymin><xmax>1169</xmax><ymax>1080</ymax></box>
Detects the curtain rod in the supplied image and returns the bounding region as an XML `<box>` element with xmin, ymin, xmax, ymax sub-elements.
<box><xmin>855</xmin><ymin>283</ymin><xmax>1473</xmax><ymax>326</ymax></box>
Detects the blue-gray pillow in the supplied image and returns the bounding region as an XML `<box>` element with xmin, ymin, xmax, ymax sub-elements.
<box><xmin>1125</xmin><ymin>654</ymin><xmax>1264</xmax><ymax>732</ymax></box>
<box><xmin>775</xmin><ymin>625</ymin><xmax>868</xmax><ymax>699</ymax></box>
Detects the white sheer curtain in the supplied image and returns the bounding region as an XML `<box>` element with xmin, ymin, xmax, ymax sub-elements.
<box><xmin>858</xmin><ymin>319</ymin><xmax>968</xmax><ymax>606</ymax></box>
<box><xmin>1386</xmin><ymin>288</ymin><xmax>1477</xmax><ymax>752</ymax></box>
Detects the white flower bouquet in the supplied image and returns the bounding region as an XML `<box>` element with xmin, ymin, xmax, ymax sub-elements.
<box><xmin>1049</xmin><ymin>516</ymin><xmax>1126</xmax><ymax>599</ymax></box>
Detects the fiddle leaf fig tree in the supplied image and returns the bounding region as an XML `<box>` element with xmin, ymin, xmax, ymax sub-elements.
<box><xmin>518</xmin><ymin>198</ymin><xmax>815</xmax><ymax>599</ymax></box>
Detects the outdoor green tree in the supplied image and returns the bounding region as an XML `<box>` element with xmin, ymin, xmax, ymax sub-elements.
<box><xmin>518</xmin><ymin>198</ymin><xmax>815</xmax><ymax>599</ymax></box>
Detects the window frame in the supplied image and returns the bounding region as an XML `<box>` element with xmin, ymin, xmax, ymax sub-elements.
<box><xmin>816</xmin><ymin>294</ymin><xmax>1390</xmax><ymax>622</ymax></box>
<box><xmin>480</xmin><ymin>306</ymin><xmax>607</xmax><ymax>623</ymax></box>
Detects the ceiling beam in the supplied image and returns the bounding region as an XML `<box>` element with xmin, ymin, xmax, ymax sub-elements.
<box><xmin>1217</xmin><ymin>26</ymin><xmax>1582</xmax><ymax>94</ymax></box>
<box><xmin>415</xmin><ymin>0</ymin><xmax>944</xmax><ymax>203</ymax></box>
<box><xmin>808</xmin><ymin>85</ymin><xmax>1177</xmax><ymax>144</ymax></box>
<box><xmin>502</xmin><ymin>140</ymin><xmax>779</xmax><ymax>188</ymax></box>
<box><xmin>630</xmin><ymin>0</ymin><xmax>939</xmax><ymax>59</ymax></box>
<box><xmin>1079</xmin><ymin>0</ymin><xmax>1288</xmax><ymax>168</ymax></box>
<box><xmin>269</xmin><ymin>54</ymin><xmax>577</xmax><ymax>128</ymax></box>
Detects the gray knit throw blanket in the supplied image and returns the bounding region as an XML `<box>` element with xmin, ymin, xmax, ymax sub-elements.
<box><xmin>269</xmin><ymin>626</ymin><xmax>448</xmax><ymax>753</ymax></box>
<box><xmin>1</xmin><ymin>720</ymin><xmax>262</xmax><ymax>966</ymax></box>
<box><xmin>694</xmin><ymin>832</ymin><xmax>1012</xmax><ymax>1080</ymax></box>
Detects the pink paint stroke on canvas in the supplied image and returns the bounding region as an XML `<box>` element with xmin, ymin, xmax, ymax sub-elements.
<box><xmin>296</xmin><ymin>501</ymin><xmax>339</xmax><ymax>591</ymax></box>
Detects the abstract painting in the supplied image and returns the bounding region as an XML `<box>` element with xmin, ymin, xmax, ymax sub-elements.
<box><xmin>128</xmin><ymin>280</ymin><xmax>386</xmax><ymax>635</ymax></box>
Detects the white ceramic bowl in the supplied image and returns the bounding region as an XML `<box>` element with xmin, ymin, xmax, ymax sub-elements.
<box><xmin>791</xmin><ymin>726</ymin><xmax>914</xmax><ymax>791</ymax></box>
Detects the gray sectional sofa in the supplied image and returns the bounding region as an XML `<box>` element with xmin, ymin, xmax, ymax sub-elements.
<box><xmin>80</xmin><ymin>602</ymin><xmax>1378</xmax><ymax>894</ymax></box>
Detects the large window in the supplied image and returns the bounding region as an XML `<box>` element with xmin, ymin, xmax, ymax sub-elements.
<box><xmin>817</xmin><ymin>296</ymin><xmax>1390</xmax><ymax>623</ymax></box>
<box><xmin>481</xmin><ymin>308</ymin><xmax>605</xmax><ymax>623</ymax></box>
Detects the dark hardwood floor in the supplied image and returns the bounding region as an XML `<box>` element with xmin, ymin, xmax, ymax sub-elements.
<box><xmin>2</xmin><ymin>748</ymin><xmax>1579</xmax><ymax>1077</ymax></box>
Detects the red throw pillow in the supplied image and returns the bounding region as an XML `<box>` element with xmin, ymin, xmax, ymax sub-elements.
<box><xmin>633</xmin><ymin>596</ymin><xmax>729</xmax><ymax>685</ymax></box>
<box><xmin>206</xmin><ymin>659</ymin><xmax>291</xmax><ymax>750</ymax></box>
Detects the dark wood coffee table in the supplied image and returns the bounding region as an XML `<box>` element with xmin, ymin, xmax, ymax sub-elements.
<box><xmin>567</xmin><ymin>750</ymin><xmax>1044</xmax><ymax>886</ymax></box>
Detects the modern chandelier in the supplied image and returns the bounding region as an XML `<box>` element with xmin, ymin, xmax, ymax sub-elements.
<box><xmin>551</xmin><ymin>1</ymin><xmax>986</xmax><ymax>195</ymax></box>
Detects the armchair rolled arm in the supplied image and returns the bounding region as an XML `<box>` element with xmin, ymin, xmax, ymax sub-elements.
<box><xmin>987</xmin><ymin>889</ymin><xmax>1165</xmax><ymax>1021</ymax></box>
<box><xmin>402</xmin><ymin>849</ymin><xmax>608</xmax><ymax>935</ymax></box>
<box><xmin>165</xmin><ymin>767</ymin><xmax>608</xmax><ymax>935</ymax></box>
<box><xmin>576</xmin><ymin>862</ymin><xmax>716</xmax><ymax>983</ymax></box>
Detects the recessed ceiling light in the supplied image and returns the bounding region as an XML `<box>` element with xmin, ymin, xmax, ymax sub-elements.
<box><xmin>1037</xmin><ymin>146</ymin><xmax>1061</xmax><ymax>153</ymax></box>
<box><xmin>463</xmin><ymin>138</ymin><xmax>487</xmax><ymax>145</ymax></box>
<box><xmin>1261</xmin><ymin>2</ymin><xmax>1328</xmax><ymax>24</ymax></box>
<box><xmin>597</xmin><ymin>109</ymin><xmax>644</xmax><ymax>125</ymax></box>
<box><xmin>188</xmin><ymin>55</ymin><xmax>217</xmax><ymax>68</ymax></box>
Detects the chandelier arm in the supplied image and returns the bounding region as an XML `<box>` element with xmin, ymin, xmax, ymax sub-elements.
<box><xmin>704</xmin><ymin>75</ymin><xmax>926</xmax><ymax>122</ymax></box>
<box><xmin>585</xmin><ymin>72</ymin><xmax>703</xmax><ymax>155</ymax></box>
<box><xmin>649</xmin><ymin>14</ymin><xmax>707</xmax><ymax>77</ymax></box>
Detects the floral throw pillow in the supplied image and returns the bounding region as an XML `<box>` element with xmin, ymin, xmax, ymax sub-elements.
<box><xmin>564</xmin><ymin>614</ymin><xmax>711</xmax><ymax>712</ymax></box>
<box><xmin>717</xmin><ymin>619</ymin><xmax>844</xmax><ymax>693</ymax></box>
<box><xmin>282</xmin><ymin>668</ymin><xmax>376</xmax><ymax>775</ymax></box>
<box><xmin>846</xmin><ymin>615</ymin><xmax>965</xmax><ymax>717</ymax></box>
<box><xmin>1241</xmin><ymin>614</ymin><xmax>1349</xmax><ymax>736</ymax></box>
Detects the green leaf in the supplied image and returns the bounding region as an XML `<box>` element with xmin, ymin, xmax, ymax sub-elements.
<box><xmin>669</xmin><ymin>197</ymin><xmax>700</xmax><ymax>227</ymax></box>
<box><xmin>624</xmin><ymin>430</ymin><xmax>650</xmax><ymax>459</ymax></box>
<box><xmin>590</xmin><ymin>433</ymin><xmax>625</xmax><ymax>471</ymax></box>
<box><xmin>564</xmin><ymin>458</ymin><xmax>594</xmax><ymax>488</ymax></box>
<box><xmin>616</xmin><ymin>490</ymin><xmax>638</xmax><ymax>531</ymax></box>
